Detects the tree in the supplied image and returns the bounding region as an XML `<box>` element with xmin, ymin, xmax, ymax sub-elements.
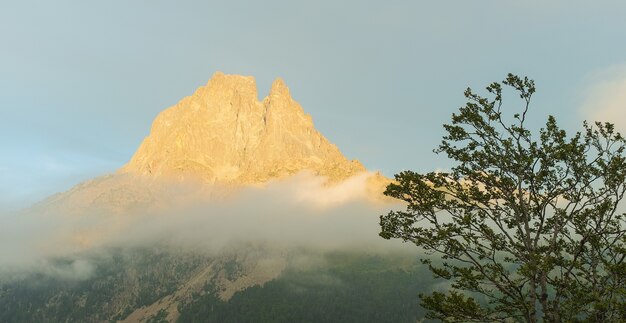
<box><xmin>380</xmin><ymin>74</ymin><xmax>626</xmax><ymax>322</ymax></box>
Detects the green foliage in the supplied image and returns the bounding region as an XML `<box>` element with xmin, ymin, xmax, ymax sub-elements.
<box><xmin>420</xmin><ymin>291</ymin><xmax>487</xmax><ymax>321</ymax></box>
<box><xmin>1</xmin><ymin>250</ymin><xmax>438</xmax><ymax>323</ymax></box>
<box><xmin>0</xmin><ymin>248</ymin><xmax>206</xmax><ymax>323</ymax></box>
<box><xmin>380</xmin><ymin>74</ymin><xmax>626</xmax><ymax>322</ymax></box>
<box><xmin>177</xmin><ymin>252</ymin><xmax>430</xmax><ymax>323</ymax></box>
<box><xmin>146</xmin><ymin>309</ymin><xmax>169</xmax><ymax>323</ymax></box>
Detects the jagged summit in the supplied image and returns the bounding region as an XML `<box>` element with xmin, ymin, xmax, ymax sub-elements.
<box><xmin>33</xmin><ymin>72</ymin><xmax>389</xmax><ymax>216</ymax></box>
<box><xmin>119</xmin><ymin>72</ymin><xmax>366</xmax><ymax>184</ymax></box>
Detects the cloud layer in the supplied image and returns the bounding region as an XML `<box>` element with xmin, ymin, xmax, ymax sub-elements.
<box><xmin>0</xmin><ymin>173</ymin><xmax>405</xmax><ymax>280</ymax></box>
<box><xmin>581</xmin><ymin>65</ymin><xmax>626</xmax><ymax>132</ymax></box>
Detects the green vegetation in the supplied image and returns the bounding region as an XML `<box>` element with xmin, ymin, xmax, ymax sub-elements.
<box><xmin>147</xmin><ymin>309</ymin><xmax>169</xmax><ymax>323</ymax></box>
<box><xmin>178</xmin><ymin>252</ymin><xmax>431</xmax><ymax>323</ymax></box>
<box><xmin>0</xmin><ymin>248</ymin><xmax>207</xmax><ymax>323</ymax></box>
<box><xmin>0</xmin><ymin>249</ymin><xmax>438</xmax><ymax>323</ymax></box>
<box><xmin>381</xmin><ymin>74</ymin><xmax>626</xmax><ymax>322</ymax></box>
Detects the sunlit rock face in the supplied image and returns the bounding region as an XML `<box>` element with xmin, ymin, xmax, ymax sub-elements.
<box><xmin>34</xmin><ymin>72</ymin><xmax>390</xmax><ymax>216</ymax></box>
<box><xmin>120</xmin><ymin>72</ymin><xmax>366</xmax><ymax>184</ymax></box>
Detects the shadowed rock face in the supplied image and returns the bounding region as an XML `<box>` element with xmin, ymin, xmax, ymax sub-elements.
<box><xmin>120</xmin><ymin>72</ymin><xmax>366</xmax><ymax>184</ymax></box>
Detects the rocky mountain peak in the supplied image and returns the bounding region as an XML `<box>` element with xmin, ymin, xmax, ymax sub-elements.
<box><xmin>269</xmin><ymin>77</ymin><xmax>290</xmax><ymax>97</ymax></box>
<box><xmin>34</xmin><ymin>72</ymin><xmax>390</xmax><ymax>216</ymax></box>
<box><xmin>119</xmin><ymin>72</ymin><xmax>366</xmax><ymax>184</ymax></box>
<box><xmin>201</xmin><ymin>71</ymin><xmax>259</xmax><ymax>105</ymax></box>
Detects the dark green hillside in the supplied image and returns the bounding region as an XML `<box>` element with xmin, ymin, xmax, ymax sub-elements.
<box><xmin>0</xmin><ymin>249</ymin><xmax>438</xmax><ymax>323</ymax></box>
<box><xmin>178</xmin><ymin>252</ymin><xmax>433</xmax><ymax>323</ymax></box>
<box><xmin>0</xmin><ymin>248</ymin><xmax>208</xmax><ymax>323</ymax></box>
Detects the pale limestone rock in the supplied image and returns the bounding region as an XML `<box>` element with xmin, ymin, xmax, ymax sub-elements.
<box><xmin>119</xmin><ymin>72</ymin><xmax>366</xmax><ymax>184</ymax></box>
<box><xmin>33</xmin><ymin>72</ymin><xmax>391</xmax><ymax>217</ymax></box>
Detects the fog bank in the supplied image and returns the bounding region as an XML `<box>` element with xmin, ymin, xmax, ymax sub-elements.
<box><xmin>0</xmin><ymin>173</ymin><xmax>407</xmax><ymax>280</ymax></box>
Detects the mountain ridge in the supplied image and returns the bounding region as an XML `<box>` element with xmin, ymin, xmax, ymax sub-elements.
<box><xmin>32</xmin><ymin>72</ymin><xmax>390</xmax><ymax>216</ymax></box>
<box><xmin>119</xmin><ymin>71</ymin><xmax>367</xmax><ymax>185</ymax></box>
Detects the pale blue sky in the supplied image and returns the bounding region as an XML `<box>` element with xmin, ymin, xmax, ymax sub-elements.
<box><xmin>2</xmin><ymin>0</ymin><xmax>626</xmax><ymax>210</ymax></box>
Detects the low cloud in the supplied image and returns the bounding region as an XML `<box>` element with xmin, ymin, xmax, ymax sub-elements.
<box><xmin>581</xmin><ymin>65</ymin><xmax>626</xmax><ymax>132</ymax></box>
<box><xmin>0</xmin><ymin>172</ymin><xmax>407</xmax><ymax>280</ymax></box>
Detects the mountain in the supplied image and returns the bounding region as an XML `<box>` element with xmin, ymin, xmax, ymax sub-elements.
<box><xmin>121</xmin><ymin>72</ymin><xmax>366</xmax><ymax>184</ymax></box>
<box><xmin>0</xmin><ymin>247</ymin><xmax>430</xmax><ymax>323</ymax></box>
<box><xmin>0</xmin><ymin>73</ymin><xmax>424</xmax><ymax>323</ymax></box>
<box><xmin>35</xmin><ymin>72</ymin><xmax>388</xmax><ymax>216</ymax></box>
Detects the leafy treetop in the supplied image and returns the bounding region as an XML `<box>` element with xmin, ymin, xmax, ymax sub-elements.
<box><xmin>380</xmin><ymin>74</ymin><xmax>626</xmax><ymax>322</ymax></box>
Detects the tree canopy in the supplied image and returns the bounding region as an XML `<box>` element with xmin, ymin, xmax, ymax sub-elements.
<box><xmin>380</xmin><ymin>74</ymin><xmax>626</xmax><ymax>322</ymax></box>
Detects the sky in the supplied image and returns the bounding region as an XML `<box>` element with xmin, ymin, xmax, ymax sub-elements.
<box><xmin>2</xmin><ymin>0</ymin><xmax>626</xmax><ymax>210</ymax></box>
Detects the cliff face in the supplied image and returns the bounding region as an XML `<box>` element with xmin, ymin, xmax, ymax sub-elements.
<box><xmin>119</xmin><ymin>72</ymin><xmax>365</xmax><ymax>184</ymax></box>
<box><xmin>33</xmin><ymin>72</ymin><xmax>389</xmax><ymax>216</ymax></box>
